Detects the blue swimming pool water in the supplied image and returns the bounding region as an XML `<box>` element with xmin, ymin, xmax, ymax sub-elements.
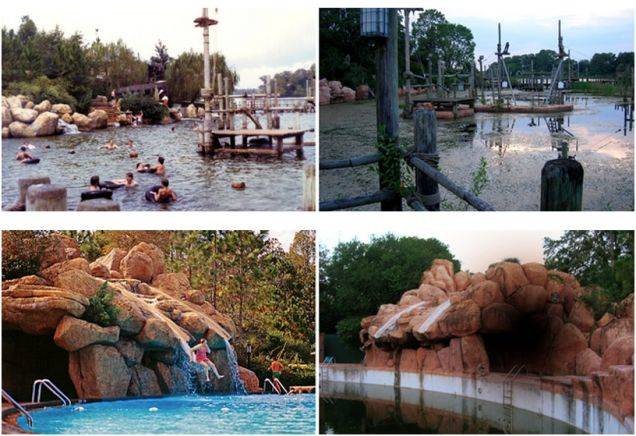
<box><xmin>18</xmin><ymin>394</ymin><xmax>316</xmax><ymax>434</ymax></box>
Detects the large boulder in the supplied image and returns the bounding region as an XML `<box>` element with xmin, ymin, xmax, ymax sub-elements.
<box><xmin>328</xmin><ymin>81</ymin><xmax>343</xmax><ymax>96</ymax></box>
<box><xmin>506</xmin><ymin>284</ymin><xmax>547</xmax><ymax>313</ymax></box>
<box><xmin>438</xmin><ymin>300</ymin><xmax>481</xmax><ymax>337</ymax></box>
<box><xmin>601</xmin><ymin>336</ymin><xmax>634</xmax><ymax>369</ymax></box>
<box><xmin>481</xmin><ymin>303</ymin><xmax>519</xmax><ymax>333</ymax></box>
<box><xmin>54</xmin><ymin>316</ymin><xmax>120</xmax><ymax>351</ymax></box>
<box><xmin>88</xmin><ymin>109</ymin><xmax>108</xmax><ymax>129</ymax></box>
<box><xmin>178</xmin><ymin>311</ymin><xmax>208</xmax><ymax>338</ymax></box>
<box><xmin>468</xmin><ymin>280</ymin><xmax>503</xmax><ymax>308</ymax></box>
<box><xmin>546</xmin><ymin>323</ymin><xmax>588</xmax><ymax>375</ymax></box>
<box><xmin>120</xmin><ymin>250</ymin><xmax>154</xmax><ymax>283</ymax></box>
<box><xmin>54</xmin><ymin>269</ymin><xmax>106</xmax><ymax>298</ymax></box>
<box><xmin>8</xmin><ymin>121</ymin><xmax>28</xmax><ymax>138</ymax></box>
<box><xmin>2</xmin><ymin>275</ymin><xmax>48</xmax><ymax>290</ymax></box>
<box><xmin>7</xmin><ymin>95</ymin><xmax>28</xmax><ymax>109</ymax></box>
<box><xmin>355</xmin><ymin>85</ymin><xmax>370</xmax><ymax>100</ymax></box>
<box><xmin>460</xmin><ymin>334</ymin><xmax>489</xmax><ymax>375</ymax></box>
<box><xmin>318</xmin><ymin>85</ymin><xmax>331</xmax><ymax>105</ymax></box>
<box><xmin>11</xmin><ymin>107</ymin><xmax>38</xmax><ymax>123</ymax></box>
<box><xmin>590</xmin><ymin>318</ymin><xmax>634</xmax><ymax>355</ymax></box>
<box><xmin>51</xmin><ymin>103</ymin><xmax>73</xmax><ymax>115</ymax></box>
<box><xmin>522</xmin><ymin>263</ymin><xmax>548</xmax><ymax>287</ymax></box>
<box><xmin>123</xmin><ymin>243</ymin><xmax>165</xmax><ymax>281</ymax></box>
<box><xmin>89</xmin><ymin>261</ymin><xmax>110</xmax><ymax>278</ymax></box>
<box><xmin>69</xmin><ymin>344</ymin><xmax>131</xmax><ymax>399</ymax></box>
<box><xmin>2</xmin><ymin>286</ymin><xmax>89</xmax><ymax>335</ymax></box>
<box><xmin>21</xmin><ymin>112</ymin><xmax>59</xmax><ymax>137</ymax></box>
<box><xmin>71</xmin><ymin>112</ymin><xmax>93</xmax><ymax>131</ymax></box>
<box><xmin>185</xmin><ymin>290</ymin><xmax>205</xmax><ymax>305</ymax></box>
<box><xmin>115</xmin><ymin>338</ymin><xmax>144</xmax><ymax>366</ymax></box>
<box><xmin>153</xmin><ymin>362</ymin><xmax>189</xmax><ymax>395</ymax></box>
<box><xmin>575</xmin><ymin>348</ymin><xmax>601</xmax><ymax>375</ymax></box>
<box><xmin>486</xmin><ymin>262</ymin><xmax>529</xmax><ymax>297</ymax></box>
<box><xmin>568</xmin><ymin>301</ymin><xmax>595</xmax><ymax>333</ymax></box>
<box><xmin>111</xmin><ymin>292</ymin><xmax>147</xmax><ymax>336</ymax></box>
<box><xmin>94</xmin><ymin>248</ymin><xmax>127</xmax><ymax>273</ymax></box>
<box><xmin>40</xmin><ymin>233</ymin><xmax>81</xmax><ymax>269</ymax></box>
<box><xmin>151</xmin><ymin>272</ymin><xmax>190</xmax><ymax>296</ymax></box>
<box><xmin>40</xmin><ymin>257</ymin><xmax>90</xmax><ymax>283</ymax></box>
<box><xmin>128</xmin><ymin>365</ymin><xmax>162</xmax><ymax>397</ymax></box>
<box><xmin>238</xmin><ymin>366</ymin><xmax>260</xmax><ymax>393</ymax></box>
<box><xmin>34</xmin><ymin>100</ymin><xmax>52</xmax><ymax>113</ymax></box>
<box><xmin>341</xmin><ymin>87</ymin><xmax>356</xmax><ymax>102</ymax></box>
<box><xmin>2</xmin><ymin>127</ymin><xmax>9</xmax><ymax>138</ymax></box>
<box><xmin>2</xmin><ymin>106</ymin><xmax>13</xmax><ymax>127</ymax></box>
<box><xmin>135</xmin><ymin>318</ymin><xmax>180</xmax><ymax>350</ymax></box>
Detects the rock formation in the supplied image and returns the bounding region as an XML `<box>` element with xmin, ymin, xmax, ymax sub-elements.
<box><xmin>359</xmin><ymin>259</ymin><xmax>634</xmax><ymax>421</ymax></box>
<box><xmin>319</xmin><ymin>78</ymin><xmax>371</xmax><ymax>105</ymax></box>
<box><xmin>2</xmin><ymin>235</ymin><xmax>258</xmax><ymax>400</ymax></box>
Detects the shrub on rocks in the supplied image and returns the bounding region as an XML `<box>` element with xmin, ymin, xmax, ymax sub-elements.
<box><xmin>83</xmin><ymin>282</ymin><xmax>121</xmax><ymax>327</ymax></box>
<box><xmin>120</xmin><ymin>95</ymin><xmax>168</xmax><ymax>124</ymax></box>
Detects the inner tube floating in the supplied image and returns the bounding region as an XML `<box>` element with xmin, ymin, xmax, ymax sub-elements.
<box><xmin>81</xmin><ymin>189</ymin><xmax>113</xmax><ymax>201</ymax></box>
<box><xmin>22</xmin><ymin>158</ymin><xmax>40</xmax><ymax>165</ymax></box>
<box><xmin>129</xmin><ymin>151</ymin><xmax>139</xmax><ymax>158</ymax></box>
<box><xmin>137</xmin><ymin>166</ymin><xmax>156</xmax><ymax>174</ymax></box>
<box><xmin>100</xmin><ymin>181</ymin><xmax>123</xmax><ymax>190</ymax></box>
<box><xmin>231</xmin><ymin>181</ymin><xmax>246</xmax><ymax>190</ymax></box>
<box><xmin>145</xmin><ymin>185</ymin><xmax>173</xmax><ymax>203</ymax></box>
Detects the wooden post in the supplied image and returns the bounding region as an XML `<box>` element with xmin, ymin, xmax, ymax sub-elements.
<box><xmin>276</xmin><ymin>136</ymin><xmax>283</xmax><ymax>158</ymax></box>
<box><xmin>295</xmin><ymin>133</ymin><xmax>304</xmax><ymax>159</ymax></box>
<box><xmin>402</xmin><ymin>8</ymin><xmax>412</xmax><ymax>118</ymax></box>
<box><xmin>375</xmin><ymin>8</ymin><xmax>402</xmax><ymax>211</ymax></box>
<box><xmin>224</xmin><ymin>76</ymin><xmax>231</xmax><ymax>129</ymax></box>
<box><xmin>478</xmin><ymin>56</ymin><xmax>485</xmax><ymax>103</ymax></box>
<box><xmin>303</xmin><ymin>163</ymin><xmax>315</xmax><ymax>211</ymax></box>
<box><xmin>540</xmin><ymin>158</ymin><xmax>583</xmax><ymax>211</ymax></box>
<box><xmin>414</xmin><ymin>109</ymin><xmax>440</xmax><ymax>210</ymax></box>
<box><xmin>469</xmin><ymin>62</ymin><xmax>475</xmax><ymax>98</ymax></box>
<box><xmin>427</xmin><ymin>54</ymin><xmax>433</xmax><ymax>88</ymax></box>
<box><xmin>217</xmin><ymin>73</ymin><xmax>224</xmax><ymax>129</ymax></box>
<box><xmin>496</xmin><ymin>23</ymin><xmax>503</xmax><ymax>102</ymax></box>
<box><xmin>201</xmin><ymin>8</ymin><xmax>213</xmax><ymax>154</ymax></box>
<box><xmin>26</xmin><ymin>184</ymin><xmax>67</xmax><ymax>211</ymax></box>
<box><xmin>266</xmin><ymin>76</ymin><xmax>272</xmax><ymax>129</ymax></box>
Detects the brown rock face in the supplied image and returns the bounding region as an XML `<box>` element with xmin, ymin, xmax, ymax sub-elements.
<box><xmin>54</xmin><ymin>269</ymin><xmax>106</xmax><ymax>298</ymax></box>
<box><xmin>121</xmin><ymin>251</ymin><xmax>154</xmax><ymax>283</ymax></box>
<box><xmin>186</xmin><ymin>290</ymin><xmax>205</xmax><ymax>305</ymax></box>
<box><xmin>454</xmin><ymin>272</ymin><xmax>470</xmax><ymax>292</ymax></box>
<box><xmin>135</xmin><ymin>318</ymin><xmax>180</xmax><ymax>350</ymax></box>
<box><xmin>69</xmin><ymin>344</ymin><xmax>131</xmax><ymax>399</ymax></box>
<box><xmin>40</xmin><ymin>233</ymin><xmax>81</xmax><ymax>270</ymax></box>
<box><xmin>506</xmin><ymin>284</ymin><xmax>547</xmax><ymax>313</ymax></box>
<box><xmin>575</xmin><ymin>348</ymin><xmax>601</xmax><ymax>375</ymax></box>
<box><xmin>111</xmin><ymin>292</ymin><xmax>147</xmax><ymax>336</ymax></box>
<box><xmin>568</xmin><ymin>302</ymin><xmax>595</xmax><ymax>333</ymax></box>
<box><xmin>591</xmin><ymin>318</ymin><xmax>634</xmax><ymax>355</ymax></box>
<box><xmin>438</xmin><ymin>300</ymin><xmax>481</xmax><ymax>337</ymax></box>
<box><xmin>521</xmin><ymin>263</ymin><xmax>548</xmax><ymax>287</ymax></box>
<box><xmin>469</xmin><ymin>280</ymin><xmax>503</xmax><ymax>308</ymax></box>
<box><xmin>129</xmin><ymin>242</ymin><xmax>165</xmax><ymax>278</ymax></box>
<box><xmin>89</xmin><ymin>261</ymin><xmax>110</xmax><ymax>278</ymax></box>
<box><xmin>487</xmin><ymin>262</ymin><xmax>529</xmax><ymax>298</ymax></box>
<box><xmin>178</xmin><ymin>312</ymin><xmax>208</xmax><ymax>338</ymax></box>
<box><xmin>128</xmin><ymin>365</ymin><xmax>162</xmax><ymax>397</ymax></box>
<box><xmin>460</xmin><ymin>335</ymin><xmax>490</xmax><ymax>375</ymax></box>
<box><xmin>601</xmin><ymin>336</ymin><xmax>634</xmax><ymax>369</ymax></box>
<box><xmin>546</xmin><ymin>323</ymin><xmax>588</xmax><ymax>375</ymax></box>
<box><xmin>2</xmin><ymin>286</ymin><xmax>88</xmax><ymax>335</ymax></box>
<box><xmin>115</xmin><ymin>338</ymin><xmax>144</xmax><ymax>366</ymax></box>
<box><xmin>2</xmin><ymin>275</ymin><xmax>48</xmax><ymax>290</ymax></box>
<box><xmin>417</xmin><ymin>347</ymin><xmax>441</xmax><ymax>372</ymax></box>
<box><xmin>40</xmin><ymin>258</ymin><xmax>90</xmax><ymax>283</ymax></box>
<box><xmin>154</xmin><ymin>362</ymin><xmax>188</xmax><ymax>395</ymax></box>
<box><xmin>54</xmin><ymin>316</ymin><xmax>120</xmax><ymax>351</ymax></box>
<box><xmin>364</xmin><ymin>345</ymin><xmax>394</xmax><ymax>368</ymax></box>
<box><xmin>152</xmin><ymin>273</ymin><xmax>191</xmax><ymax>296</ymax></box>
<box><xmin>94</xmin><ymin>249</ymin><xmax>127</xmax><ymax>273</ymax></box>
<box><xmin>238</xmin><ymin>366</ymin><xmax>260</xmax><ymax>393</ymax></box>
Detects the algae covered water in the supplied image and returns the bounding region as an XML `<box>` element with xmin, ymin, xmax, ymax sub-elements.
<box><xmin>319</xmin><ymin>95</ymin><xmax>633</xmax><ymax>211</ymax></box>
<box><xmin>3</xmin><ymin>113</ymin><xmax>315</xmax><ymax>211</ymax></box>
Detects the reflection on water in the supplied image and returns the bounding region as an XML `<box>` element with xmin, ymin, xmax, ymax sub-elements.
<box><xmin>319</xmin><ymin>381</ymin><xmax>581</xmax><ymax>434</ymax></box>
<box><xmin>2</xmin><ymin>113</ymin><xmax>315</xmax><ymax>211</ymax></box>
<box><xmin>319</xmin><ymin>94</ymin><xmax>633</xmax><ymax>210</ymax></box>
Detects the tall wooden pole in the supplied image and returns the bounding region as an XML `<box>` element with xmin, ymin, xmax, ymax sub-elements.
<box><xmin>202</xmin><ymin>8</ymin><xmax>212</xmax><ymax>152</ymax></box>
<box><xmin>478</xmin><ymin>56</ymin><xmax>485</xmax><ymax>102</ymax></box>
<box><xmin>403</xmin><ymin>9</ymin><xmax>412</xmax><ymax>118</ymax></box>
<box><xmin>376</xmin><ymin>9</ymin><xmax>402</xmax><ymax>211</ymax></box>
<box><xmin>496</xmin><ymin>23</ymin><xmax>503</xmax><ymax>102</ymax></box>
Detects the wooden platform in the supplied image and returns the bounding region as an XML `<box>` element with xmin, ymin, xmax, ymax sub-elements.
<box><xmin>202</xmin><ymin>128</ymin><xmax>309</xmax><ymax>158</ymax></box>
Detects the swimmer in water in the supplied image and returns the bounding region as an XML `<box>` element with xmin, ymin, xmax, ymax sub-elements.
<box><xmin>101</xmin><ymin>139</ymin><xmax>118</xmax><ymax>150</ymax></box>
<box><xmin>16</xmin><ymin>146</ymin><xmax>34</xmax><ymax>161</ymax></box>
<box><xmin>136</xmin><ymin>162</ymin><xmax>152</xmax><ymax>173</ymax></box>
<box><xmin>190</xmin><ymin>339</ymin><xmax>224</xmax><ymax>382</ymax></box>
<box><xmin>89</xmin><ymin>175</ymin><xmax>101</xmax><ymax>191</ymax></box>
<box><xmin>112</xmin><ymin>172</ymin><xmax>138</xmax><ymax>188</ymax></box>
<box><xmin>153</xmin><ymin>156</ymin><xmax>165</xmax><ymax>176</ymax></box>
<box><xmin>126</xmin><ymin>139</ymin><xmax>135</xmax><ymax>148</ymax></box>
<box><xmin>153</xmin><ymin>178</ymin><xmax>177</xmax><ymax>203</ymax></box>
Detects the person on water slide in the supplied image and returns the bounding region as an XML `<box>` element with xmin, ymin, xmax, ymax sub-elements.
<box><xmin>191</xmin><ymin>339</ymin><xmax>224</xmax><ymax>382</ymax></box>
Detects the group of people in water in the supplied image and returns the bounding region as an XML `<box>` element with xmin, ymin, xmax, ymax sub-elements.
<box><xmin>16</xmin><ymin>138</ymin><xmax>177</xmax><ymax>204</ymax></box>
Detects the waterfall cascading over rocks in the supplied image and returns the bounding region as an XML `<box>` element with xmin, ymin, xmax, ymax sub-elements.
<box><xmin>224</xmin><ymin>339</ymin><xmax>247</xmax><ymax>394</ymax></box>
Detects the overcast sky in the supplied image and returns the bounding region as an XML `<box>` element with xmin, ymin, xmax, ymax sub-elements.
<box><xmin>320</xmin><ymin>230</ymin><xmax>565</xmax><ymax>273</ymax></box>
<box><xmin>412</xmin><ymin>1</ymin><xmax>634</xmax><ymax>65</ymax></box>
<box><xmin>1</xmin><ymin>3</ymin><xmax>316</xmax><ymax>88</ymax></box>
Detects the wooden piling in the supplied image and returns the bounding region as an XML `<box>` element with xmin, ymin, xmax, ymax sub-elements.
<box><xmin>303</xmin><ymin>163</ymin><xmax>315</xmax><ymax>211</ymax></box>
<box><xmin>376</xmin><ymin>8</ymin><xmax>402</xmax><ymax>211</ymax></box>
<box><xmin>540</xmin><ymin>158</ymin><xmax>583</xmax><ymax>211</ymax></box>
<box><xmin>414</xmin><ymin>109</ymin><xmax>440</xmax><ymax>210</ymax></box>
<box><xmin>402</xmin><ymin>8</ymin><xmax>412</xmax><ymax>118</ymax></box>
<box><xmin>26</xmin><ymin>184</ymin><xmax>67</xmax><ymax>211</ymax></box>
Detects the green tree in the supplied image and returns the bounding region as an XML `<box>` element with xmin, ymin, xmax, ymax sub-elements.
<box><xmin>165</xmin><ymin>51</ymin><xmax>238</xmax><ymax>103</ymax></box>
<box><xmin>589</xmin><ymin>52</ymin><xmax>617</xmax><ymax>76</ymax></box>
<box><xmin>148</xmin><ymin>40</ymin><xmax>171</xmax><ymax>81</ymax></box>
<box><xmin>544</xmin><ymin>231</ymin><xmax>634</xmax><ymax>317</ymax></box>
<box><xmin>320</xmin><ymin>233</ymin><xmax>460</xmax><ymax>348</ymax></box>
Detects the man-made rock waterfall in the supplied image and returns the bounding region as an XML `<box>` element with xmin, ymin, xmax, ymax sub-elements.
<box><xmin>358</xmin><ymin>258</ymin><xmax>634</xmax><ymax>429</ymax></box>
<box><xmin>2</xmin><ymin>234</ymin><xmax>259</xmax><ymax>401</ymax></box>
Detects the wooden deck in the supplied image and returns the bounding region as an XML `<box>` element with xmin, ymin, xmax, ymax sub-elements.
<box><xmin>202</xmin><ymin>128</ymin><xmax>309</xmax><ymax>158</ymax></box>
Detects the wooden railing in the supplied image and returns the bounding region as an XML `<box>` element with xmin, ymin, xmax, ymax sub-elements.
<box><xmin>319</xmin><ymin>108</ymin><xmax>495</xmax><ymax>211</ymax></box>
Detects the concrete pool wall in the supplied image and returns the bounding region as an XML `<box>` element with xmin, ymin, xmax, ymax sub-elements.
<box><xmin>320</xmin><ymin>363</ymin><xmax>633</xmax><ymax>434</ymax></box>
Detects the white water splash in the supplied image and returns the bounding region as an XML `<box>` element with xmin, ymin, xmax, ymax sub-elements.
<box><xmin>223</xmin><ymin>339</ymin><xmax>247</xmax><ymax>394</ymax></box>
<box><xmin>373</xmin><ymin>301</ymin><xmax>428</xmax><ymax>339</ymax></box>
<box><xmin>57</xmin><ymin>119</ymin><xmax>79</xmax><ymax>135</ymax></box>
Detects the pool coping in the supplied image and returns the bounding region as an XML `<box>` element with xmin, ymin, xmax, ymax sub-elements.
<box><xmin>320</xmin><ymin>363</ymin><xmax>634</xmax><ymax>434</ymax></box>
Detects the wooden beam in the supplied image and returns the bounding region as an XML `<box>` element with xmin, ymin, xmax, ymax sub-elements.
<box><xmin>320</xmin><ymin>153</ymin><xmax>382</xmax><ymax>170</ymax></box>
<box><xmin>320</xmin><ymin>190</ymin><xmax>399</xmax><ymax>211</ymax></box>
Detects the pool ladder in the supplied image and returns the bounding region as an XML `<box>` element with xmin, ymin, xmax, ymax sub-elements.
<box><xmin>502</xmin><ymin>365</ymin><xmax>526</xmax><ymax>434</ymax></box>
<box><xmin>2</xmin><ymin>388</ymin><xmax>33</xmax><ymax>428</ymax></box>
<box><xmin>263</xmin><ymin>378</ymin><xmax>288</xmax><ymax>395</ymax></box>
<box><xmin>32</xmin><ymin>379</ymin><xmax>71</xmax><ymax>406</ymax></box>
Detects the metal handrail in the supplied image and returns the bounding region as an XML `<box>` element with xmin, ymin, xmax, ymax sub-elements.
<box><xmin>263</xmin><ymin>378</ymin><xmax>288</xmax><ymax>395</ymax></box>
<box><xmin>32</xmin><ymin>379</ymin><xmax>71</xmax><ymax>406</ymax></box>
<box><xmin>2</xmin><ymin>389</ymin><xmax>33</xmax><ymax>427</ymax></box>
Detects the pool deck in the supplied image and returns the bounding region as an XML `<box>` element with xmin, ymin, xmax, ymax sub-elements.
<box><xmin>202</xmin><ymin>128</ymin><xmax>312</xmax><ymax>158</ymax></box>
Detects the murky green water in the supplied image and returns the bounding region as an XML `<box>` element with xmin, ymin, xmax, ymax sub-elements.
<box><xmin>319</xmin><ymin>95</ymin><xmax>633</xmax><ymax>211</ymax></box>
<box><xmin>3</xmin><ymin>113</ymin><xmax>314</xmax><ymax>211</ymax></box>
<box><xmin>320</xmin><ymin>381</ymin><xmax>582</xmax><ymax>434</ymax></box>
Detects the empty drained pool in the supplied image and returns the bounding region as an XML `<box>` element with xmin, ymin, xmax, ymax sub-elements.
<box><xmin>17</xmin><ymin>394</ymin><xmax>316</xmax><ymax>434</ymax></box>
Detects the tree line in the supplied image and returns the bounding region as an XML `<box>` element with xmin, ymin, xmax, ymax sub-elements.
<box><xmin>2</xmin><ymin>16</ymin><xmax>239</xmax><ymax>112</ymax></box>
<box><xmin>2</xmin><ymin>230</ymin><xmax>315</xmax><ymax>385</ymax></box>
<box><xmin>257</xmin><ymin>65</ymin><xmax>316</xmax><ymax>97</ymax></box>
